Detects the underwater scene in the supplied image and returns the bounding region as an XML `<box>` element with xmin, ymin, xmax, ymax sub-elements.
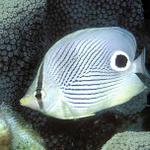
<box><xmin>0</xmin><ymin>0</ymin><xmax>150</xmax><ymax>149</ymax></box>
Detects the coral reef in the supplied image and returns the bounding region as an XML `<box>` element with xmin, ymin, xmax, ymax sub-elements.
<box><xmin>0</xmin><ymin>116</ymin><xmax>10</xmax><ymax>150</ymax></box>
<box><xmin>0</xmin><ymin>104</ymin><xmax>45</xmax><ymax>150</ymax></box>
<box><xmin>0</xmin><ymin>0</ymin><xmax>149</xmax><ymax>149</ymax></box>
<box><xmin>102</xmin><ymin>131</ymin><xmax>150</xmax><ymax>150</ymax></box>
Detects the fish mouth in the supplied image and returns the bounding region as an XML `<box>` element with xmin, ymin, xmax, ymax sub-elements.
<box><xmin>20</xmin><ymin>96</ymin><xmax>30</xmax><ymax>106</ymax></box>
<box><xmin>20</xmin><ymin>95</ymin><xmax>42</xmax><ymax>112</ymax></box>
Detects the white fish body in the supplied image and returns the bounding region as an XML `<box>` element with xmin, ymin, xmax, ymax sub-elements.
<box><xmin>20</xmin><ymin>27</ymin><xmax>149</xmax><ymax>119</ymax></box>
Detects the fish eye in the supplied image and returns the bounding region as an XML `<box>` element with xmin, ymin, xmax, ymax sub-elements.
<box><xmin>110</xmin><ymin>51</ymin><xmax>131</xmax><ymax>71</ymax></box>
<box><xmin>34</xmin><ymin>90</ymin><xmax>46</xmax><ymax>99</ymax></box>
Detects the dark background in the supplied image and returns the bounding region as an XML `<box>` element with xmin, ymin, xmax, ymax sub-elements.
<box><xmin>142</xmin><ymin>0</ymin><xmax>150</xmax><ymax>19</ymax></box>
<box><xmin>142</xmin><ymin>0</ymin><xmax>150</xmax><ymax>33</ymax></box>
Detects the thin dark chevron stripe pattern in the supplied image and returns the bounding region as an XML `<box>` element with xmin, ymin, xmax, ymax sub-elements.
<box><xmin>64</xmin><ymin>83</ymin><xmax>119</xmax><ymax>96</ymax></box>
<box><xmin>51</xmin><ymin>40</ymin><xmax>83</xmax><ymax>76</ymax></box>
<box><xmin>43</xmin><ymin>37</ymin><xmax>122</xmax><ymax>107</ymax></box>
<box><xmin>62</xmin><ymin>40</ymin><xmax>107</xmax><ymax>86</ymax></box>
<box><xmin>40</xmin><ymin>27</ymin><xmax>136</xmax><ymax>110</ymax></box>
<box><xmin>60</xmin><ymin>39</ymin><xmax>95</xmax><ymax>85</ymax></box>
<box><xmin>64</xmin><ymin>81</ymin><xmax>121</xmax><ymax>91</ymax></box>
<box><xmin>49</xmin><ymin>41</ymin><xmax>75</xmax><ymax>76</ymax></box>
<box><xmin>68</xmin><ymin>41</ymin><xmax>109</xmax><ymax>83</ymax></box>
<box><xmin>64</xmin><ymin>80</ymin><xmax>120</xmax><ymax>99</ymax></box>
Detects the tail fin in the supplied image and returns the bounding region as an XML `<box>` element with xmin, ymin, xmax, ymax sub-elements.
<box><xmin>133</xmin><ymin>47</ymin><xmax>150</xmax><ymax>78</ymax></box>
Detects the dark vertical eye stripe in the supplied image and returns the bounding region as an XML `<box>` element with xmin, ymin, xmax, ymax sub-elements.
<box><xmin>35</xmin><ymin>63</ymin><xmax>44</xmax><ymax>109</ymax></box>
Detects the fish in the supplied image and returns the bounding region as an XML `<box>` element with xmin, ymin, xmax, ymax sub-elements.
<box><xmin>20</xmin><ymin>27</ymin><xmax>150</xmax><ymax>120</ymax></box>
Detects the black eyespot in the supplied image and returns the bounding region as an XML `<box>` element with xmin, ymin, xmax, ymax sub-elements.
<box><xmin>115</xmin><ymin>54</ymin><xmax>128</xmax><ymax>68</ymax></box>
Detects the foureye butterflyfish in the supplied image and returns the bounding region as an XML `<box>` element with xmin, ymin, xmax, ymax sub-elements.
<box><xmin>20</xmin><ymin>27</ymin><xmax>149</xmax><ymax>119</ymax></box>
